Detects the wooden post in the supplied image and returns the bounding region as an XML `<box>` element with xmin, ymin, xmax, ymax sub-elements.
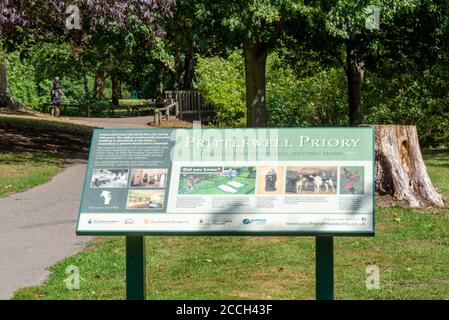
<box><xmin>198</xmin><ymin>91</ymin><xmax>202</xmax><ymax>122</ymax></box>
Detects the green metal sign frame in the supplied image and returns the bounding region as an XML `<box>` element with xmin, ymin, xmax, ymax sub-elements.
<box><xmin>125</xmin><ymin>235</ymin><xmax>336</xmax><ymax>300</ymax></box>
<box><xmin>126</xmin><ymin>236</ymin><xmax>146</xmax><ymax>300</ymax></box>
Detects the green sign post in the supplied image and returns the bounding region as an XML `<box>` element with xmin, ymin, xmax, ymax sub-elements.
<box><xmin>126</xmin><ymin>236</ymin><xmax>146</xmax><ymax>300</ymax></box>
<box><xmin>316</xmin><ymin>236</ymin><xmax>334</xmax><ymax>300</ymax></box>
<box><xmin>76</xmin><ymin>128</ymin><xmax>375</xmax><ymax>300</ymax></box>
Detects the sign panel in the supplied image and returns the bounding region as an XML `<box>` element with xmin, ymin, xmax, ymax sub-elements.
<box><xmin>76</xmin><ymin>128</ymin><xmax>374</xmax><ymax>236</ymax></box>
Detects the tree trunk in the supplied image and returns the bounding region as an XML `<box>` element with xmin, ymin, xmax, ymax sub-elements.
<box><xmin>181</xmin><ymin>53</ymin><xmax>195</xmax><ymax>90</ymax></box>
<box><xmin>375</xmin><ymin>125</ymin><xmax>444</xmax><ymax>207</ymax></box>
<box><xmin>93</xmin><ymin>70</ymin><xmax>106</xmax><ymax>99</ymax></box>
<box><xmin>243</xmin><ymin>42</ymin><xmax>268</xmax><ymax>128</ymax></box>
<box><xmin>346</xmin><ymin>58</ymin><xmax>364</xmax><ymax>126</ymax></box>
<box><xmin>174</xmin><ymin>45</ymin><xmax>181</xmax><ymax>89</ymax></box>
<box><xmin>83</xmin><ymin>71</ymin><xmax>90</xmax><ymax>99</ymax></box>
<box><xmin>111</xmin><ymin>74</ymin><xmax>120</xmax><ymax>106</ymax></box>
<box><xmin>0</xmin><ymin>63</ymin><xmax>15</xmax><ymax>108</ymax></box>
<box><xmin>156</xmin><ymin>65</ymin><xmax>164</xmax><ymax>104</ymax></box>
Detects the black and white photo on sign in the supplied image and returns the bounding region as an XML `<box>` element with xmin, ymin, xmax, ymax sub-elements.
<box><xmin>90</xmin><ymin>169</ymin><xmax>129</xmax><ymax>188</ymax></box>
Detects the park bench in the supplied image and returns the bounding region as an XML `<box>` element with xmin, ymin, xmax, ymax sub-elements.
<box><xmin>164</xmin><ymin>90</ymin><xmax>217</xmax><ymax>123</ymax></box>
<box><xmin>153</xmin><ymin>101</ymin><xmax>179</xmax><ymax>125</ymax></box>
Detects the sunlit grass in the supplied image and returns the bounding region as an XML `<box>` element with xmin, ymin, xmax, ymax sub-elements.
<box><xmin>0</xmin><ymin>152</ymin><xmax>63</xmax><ymax>197</ymax></box>
<box><xmin>11</xmin><ymin>153</ymin><xmax>449</xmax><ymax>300</ymax></box>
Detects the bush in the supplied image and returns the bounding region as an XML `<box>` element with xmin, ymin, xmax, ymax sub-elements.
<box><xmin>196</xmin><ymin>50</ymin><xmax>348</xmax><ymax>128</ymax></box>
<box><xmin>267</xmin><ymin>58</ymin><xmax>347</xmax><ymax>127</ymax></box>
<box><xmin>196</xmin><ymin>52</ymin><xmax>246</xmax><ymax>127</ymax></box>
<box><xmin>6</xmin><ymin>52</ymin><xmax>49</xmax><ymax>109</ymax></box>
<box><xmin>363</xmin><ymin>65</ymin><xmax>449</xmax><ymax>148</ymax></box>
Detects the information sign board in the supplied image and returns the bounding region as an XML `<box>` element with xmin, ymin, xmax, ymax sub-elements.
<box><xmin>76</xmin><ymin>128</ymin><xmax>374</xmax><ymax>236</ymax></box>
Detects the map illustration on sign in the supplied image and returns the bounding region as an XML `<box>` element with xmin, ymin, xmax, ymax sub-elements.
<box><xmin>76</xmin><ymin>128</ymin><xmax>375</xmax><ymax>236</ymax></box>
<box><xmin>178</xmin><ymin>166</ymin><xmax>256</xmax><ymax>195</ymax></box>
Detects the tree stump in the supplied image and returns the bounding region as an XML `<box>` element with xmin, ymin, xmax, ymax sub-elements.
<box><xmin>374</xmin><ymin>125</ymin><xmax>444</xmax><ymax>208</ymax></box>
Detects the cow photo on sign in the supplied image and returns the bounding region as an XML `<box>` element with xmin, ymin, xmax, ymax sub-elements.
<box><xmin>285</xmin><ymin>166</ymin><xmax>337</xmax><ymax>194</ymax></box>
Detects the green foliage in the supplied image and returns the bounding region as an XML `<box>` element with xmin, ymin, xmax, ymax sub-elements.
<box><xmin>197</xmin><ymin>50</ymin><xmax>348</xmax><ymax>128</ymax></box>
<box><xmin>29</xmin><ymin>43</ymin><xmax>78</xmax><ymax>83</ymax></box>
<box><xmin>6</xmin><ymin>43</ymin><xmax>116</xmax><ymax>110</ymax></box>
<box><xmin>364</xmin><ymin>64</ymin><xmax>449</xmax><ymax>147</ymax></box>
<box><xmin>196</xmin><ymin>51</ymin><xmax>246</xmax><ymax>127</ymax></box>
<box><xmin>267</xmin><ymin>66</ymin><xmax>348</xmax><ymax>127</ymax></box>
<box><xmin>6</xmin><ymin>52</ymin><xmax>48</xmax><ymax>109</ymax></box>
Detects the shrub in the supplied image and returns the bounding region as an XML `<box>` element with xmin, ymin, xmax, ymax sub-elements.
<box><xmin>196</xmin><ymin>51</ymin><xmax>246</xmax><ymax>127</ymax></box>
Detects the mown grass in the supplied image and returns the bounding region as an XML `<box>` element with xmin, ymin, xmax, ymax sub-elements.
<box><xmin>0</xmin><ymin>114</ymin><xmax>92</xmax><ymax>158</ymax></box>
<box><xmin>11</xmin><ymin>153</ymin><xmax>449</xmax><ymax>300</ymax></box>
<box><xmin>423</xmin><ymin>150</ymin><xmax>449</xmax><ymax>199</ymax></box>
<box><xmin>0</xmin><ymin>152</ymin><xmax>64</xmax><ymax>197</ymax></box>
<box><xmin>0</xmin><ymin>113</ymin><xmax>92</xmax><ymax>197</ymax></box>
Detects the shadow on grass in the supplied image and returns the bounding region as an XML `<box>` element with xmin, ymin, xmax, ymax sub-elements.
<box><xmin>0</xmin><ymin>116</ymin><xmax>93</xmax><ymax>161</ymax></box>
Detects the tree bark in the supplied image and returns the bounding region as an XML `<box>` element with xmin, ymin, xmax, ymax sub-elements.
<box><xmin>243</xmin><ymin>42</ymin><xmax>268</xmax><ymax>128</ymax></box>
<box><xmin>93</xmin><ymin>70</ymin><xmax>106</xmax><ymax>99</ymax></box>
<box><xmin>111</xmin><ymin>74</ymin><xmax>120</xmax><ymax>106</ymax></box>
<box><xmin>181</xmin><ymin>53</ymin><xmax>195</xmax><ymax>90</ymax></box>
<box><xmin>346</xmin><ymin>58</ymin><xmax>364</xmax><ymax>126</ymax></box>
<box><xmin>375</xmin><ymin>125</ymin><xmax>444</xmax><ymax>207</ymax></box>
<box><xmin>156</xmin><ymin>65</ymin><xmax>164</xmax><ymax>104</ymax></box>
<box><xmin>0</xmin><ymin>63</ymin><xmax>15</xmax><ymax>108</ymax></box>
<box><xmin>83</xmin><ymin>71</ymin><xmax>90</xmax><ymax>99</ymax></box>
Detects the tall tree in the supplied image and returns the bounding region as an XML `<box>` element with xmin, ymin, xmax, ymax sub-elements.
<box><xmin>196</xmin><ymin>0</ymin><xmax>314</xmax><ymax>127</ymax></box>
<box><xmin>0</xmin><ymin>0</ymin><xmax>176</xmax><ymax>107</ymax></box>
<box><xmin>305</xmin><ymin>0</ymin><xmax>436</xmax><ymax>126</ymax></box>
<box><xmin>0</xmin><ymin>0</ymin><xmax>27</xmax><ymax>107</ymax></box>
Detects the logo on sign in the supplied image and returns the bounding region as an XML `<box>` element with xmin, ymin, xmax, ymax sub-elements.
<box><xmin>242</xmin><ymin>219</ymin><xmax>267</xmax><ymax>225</ymax></box>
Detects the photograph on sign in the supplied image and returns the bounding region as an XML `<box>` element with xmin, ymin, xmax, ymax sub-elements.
<box><xmin>76</xmin><ymin>128</ymin><xmax>374</xmax><ymax>236</ymax></box>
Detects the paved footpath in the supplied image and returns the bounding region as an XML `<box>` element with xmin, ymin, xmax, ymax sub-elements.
<box><xmin>0</xmin><ymin>163</ymin><xmax>91</xmax><ymax>299</ymax></box>
<box><xmin>0</xmin><ymin>115</ymin><xmax>184</xmax><ymax>299</ymax></box>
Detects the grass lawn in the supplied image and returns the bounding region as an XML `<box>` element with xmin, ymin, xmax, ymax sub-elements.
<box><xmin>0</xmin><ymin>152</ymin><xmax>64</xmax><ymax>197</ymax></box>
<box><xmin>11</xmin><ymin>152</ymin><xmax>449</xmax><ymax>300</ymax></box>
<box><xmin>0</xmin><ymin>114</ymin><xmax>92</xmax><ymax>159</ymax></box>
<box><xmin>0</xmin><ymin>114</ymin><xmax>92</xmax><ymax>197</ymax></box>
